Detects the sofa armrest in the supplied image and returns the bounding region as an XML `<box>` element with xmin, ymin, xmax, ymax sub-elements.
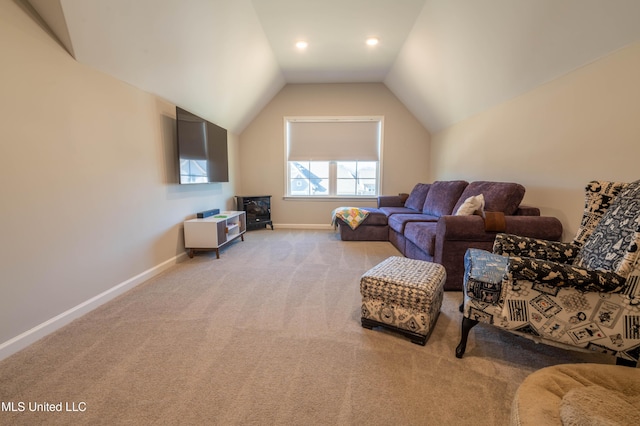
<box><xmin>493</xmin><ymin>233</ymin><xmax>580</xmax><ymax>263</ymax></box>
<box><xmin>378</xmin><ymin>195</ymin><xmax>404</xmax><ymax>208</ymax></box>
<box><xmin>436</xmin><ymin>215</ymin><xmax>563</xmax><ymax>242</ymax></box>
<box><xmin>507</xmin><ymin>256</ymin><xmax>626</xmax><ymax>293</ymax></box>
<box><xmin>514</xmin><ymin>205</ymin><xmax>540</xmax><ymax>216</ymax></box>
<box><xmin>437</xmin><ymin>216</ymin><xmax>497</xmax><ymax>242</ymax></box>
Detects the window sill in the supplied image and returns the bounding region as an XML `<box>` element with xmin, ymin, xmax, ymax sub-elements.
<box><xmin>283</xmin><ymin>196</ymin><xmax>378</xmax><ymax>202</ymax></box>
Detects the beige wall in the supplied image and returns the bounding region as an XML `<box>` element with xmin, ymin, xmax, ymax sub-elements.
<box><xmin>239</xmin><ymin>83</ymin><xmax>431</xmax><ymax>226</ymax></box>
<box><xmin>6</xmin><ymin>0</ymin><xmax>638</xmax><ymax>358</ymax></box>
<box><xmin>431</xmin><ymin>42</ymin><xmax>640</xmax><ymax>241</ymax></box>
<box><xmin>0</xmin><ymin>2</ymin><xmax>239</xmax><ymax>354</ymax></box>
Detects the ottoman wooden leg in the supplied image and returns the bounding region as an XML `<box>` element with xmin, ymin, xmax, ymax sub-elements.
<box><xmin>361</xmin><ymin>317</ymin><xmax>428</xmax><ymax>346</ymax></box>
<box><xmin>361</xmin><ymin>317</ymin><xmax>376</xmax><ymax>330</ymax></box>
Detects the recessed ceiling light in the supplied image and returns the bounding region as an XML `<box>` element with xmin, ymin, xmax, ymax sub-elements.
<box><xmin>366</xmin><ymin>37</ymin><xmax>379</xmax><ymax>46</ymax></box>
<box><xmin>296</xmin><ymin>41</ymin><xmax>308</xmax><ymax>49</ymax></box>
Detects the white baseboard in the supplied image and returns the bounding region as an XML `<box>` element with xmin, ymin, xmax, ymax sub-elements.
<box><xmin>0</xmin><ymin>252</ymin><xmax>188</xmax><ymax>362</ymax></box>
<box><xmin>273</xmin><ymin>223</ymin><xmax>334</xmax><ymax>230</ymax></box>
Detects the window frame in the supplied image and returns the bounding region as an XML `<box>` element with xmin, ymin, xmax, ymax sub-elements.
<box><xmin>283</xmin><ymin>116</ymin><xmax>384</xmax><ymax>200</ymax></box>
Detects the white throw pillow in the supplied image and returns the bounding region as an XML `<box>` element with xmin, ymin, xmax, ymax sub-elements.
<box><xmin>455</xmin><ymin>194</ymin><xmax>485</xmax><ymax>216</ymax></box>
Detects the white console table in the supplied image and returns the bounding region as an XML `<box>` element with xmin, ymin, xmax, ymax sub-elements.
<box><xmin>184</xmin><ymin>211</ymin><xmax>246</xmax><ymax>259</ymax></box>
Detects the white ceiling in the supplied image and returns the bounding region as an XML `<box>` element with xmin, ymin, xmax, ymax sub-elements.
<box><xmin>27</xmin><ymin>0</ymin><xmax>640</xmax><ymax>135</ymax></box>
<box><xmin>252</xmin><ymin>0</ymin><xmax>426</xmax><ymax>83</ymax></box>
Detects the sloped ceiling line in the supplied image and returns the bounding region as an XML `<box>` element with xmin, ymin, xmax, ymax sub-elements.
<box><xmin>26</xmin><ymin>0</ymin><xmax>640</xmax><ymax>135</ymax></box>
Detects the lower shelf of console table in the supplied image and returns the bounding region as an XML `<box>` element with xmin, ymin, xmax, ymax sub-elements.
<box><xmin>184</xmin><ymin>211</ymin><xmax>246</xmax><ymax>259</ymax></box>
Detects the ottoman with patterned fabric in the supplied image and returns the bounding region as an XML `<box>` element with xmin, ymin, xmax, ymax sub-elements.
<box><xmin>360</xmin><ymin>256</ymin><xmax>446</xmax><ymax>345</ymax></box>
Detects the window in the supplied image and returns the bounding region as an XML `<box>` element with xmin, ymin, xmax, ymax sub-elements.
<box><xmin>285</xmin><ymin>117</ymin><xmax>382</xmax><ymax>198</ymax></box>
<box><xmin>337</xmin><ymin>161</ymin><xmax>378</xmax><ymax>196</ymax></box>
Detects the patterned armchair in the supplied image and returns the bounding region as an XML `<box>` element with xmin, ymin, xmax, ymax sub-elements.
<box><xmin>455</xmin><ymin>181</ymin><xmax>640</xmax><ymax>366</ymax></box>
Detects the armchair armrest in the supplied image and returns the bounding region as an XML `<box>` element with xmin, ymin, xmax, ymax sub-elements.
<box><xmin>507</xmin><ymin>256</ymin><xmax>626</xmax><ymax>293</ymax></box>
<box><xmin>463</xmin><ymin>249</ymin><xmax>507</xmax><ymax>303</ymax></box>
<box><xmin>378</xmin><ymin>195</ymin><xmax>404</xmax><ymax>208</ymax></box>
<box><xmin>493</xmin><ymin>233</ymin><xmax>580</xmax><ymax>263</ymax></box>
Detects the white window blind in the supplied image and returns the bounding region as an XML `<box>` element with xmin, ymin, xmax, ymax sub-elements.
<box><xmin>287</xmin><ymin>120</ymin><xmax>380</xmax><ymax>161</ymax></box>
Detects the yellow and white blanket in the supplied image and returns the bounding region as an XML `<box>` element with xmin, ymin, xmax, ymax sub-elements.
<box><xmin>331</xmin><ymin>207</ymin><xmax>370</xmax><ymax>230</ymax></box>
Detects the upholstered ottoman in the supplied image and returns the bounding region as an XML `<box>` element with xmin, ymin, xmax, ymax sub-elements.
<box><xmin>360</xmin><ymin>256</ymin><xmax>446</xmax><ymax>345</ymax></box>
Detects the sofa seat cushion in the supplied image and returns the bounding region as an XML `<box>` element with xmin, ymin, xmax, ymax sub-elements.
<box><xmin>422</xmin><ymin>180</ymin><xmax>468</xmax><ymax>216</ymax></box>
<box><xmin>389</xmin><ymin>213</ymin><xmax>439</xmax><ymax>233</ymax></box>
<box><xmin>354</xmin><ymin>208</ymin><xmax>388</xmax><ymax>226</ymax></box>
<box><xmin>404</xmin><ymin>222</ymin><xmax>437</xmax><ymax>257</ymax></box>
<box><xmin>452</xmin><ymin>181</ymin><xmax>525</xmax><ymax>216</ymax></box>
<box><xmin>379</xmin><ymin>206</ymin><xmax>421</xmax><ymax>217</ymax></box>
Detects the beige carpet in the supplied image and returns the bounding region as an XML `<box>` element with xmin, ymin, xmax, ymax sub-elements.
<box><xmin>0</xmin><ymin>229</ymin><xmax>613</xmax><ymax>425</ymax></box>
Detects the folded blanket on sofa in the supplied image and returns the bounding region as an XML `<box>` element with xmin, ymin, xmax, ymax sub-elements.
<box><xmin>331</xmin><ymin>207</ymin><xmax>370</xmax><ymax>230</ymax></box>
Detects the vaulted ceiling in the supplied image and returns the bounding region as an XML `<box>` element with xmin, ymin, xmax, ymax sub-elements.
<box><xmin>27</xmin><ymin>0</ymin><xmax>640</xmax><ymax>135</ymax></box>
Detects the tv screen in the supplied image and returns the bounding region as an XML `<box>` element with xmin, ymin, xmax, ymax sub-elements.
<box><xmin>176</xmin><ymin>106</ymin><xmax>229</xmax><ymax>184</ymax></box>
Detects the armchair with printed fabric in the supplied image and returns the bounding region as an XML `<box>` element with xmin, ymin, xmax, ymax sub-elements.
<box><xmin>456</xmin><ymin>181</ymin><xmax>640</xmax><ymax>367</ymax></box>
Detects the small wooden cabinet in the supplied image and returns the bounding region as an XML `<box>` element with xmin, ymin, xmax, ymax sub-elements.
<box><xmin>184</xmin><ymin>211</ymin><xmax>246</xmax><ymax>258</ymax></box>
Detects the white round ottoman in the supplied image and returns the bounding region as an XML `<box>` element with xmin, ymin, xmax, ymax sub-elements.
<box><xmin>511</xmin><ymin>363</ymin><xmax>640</xmax><ymax>425</ymax></box>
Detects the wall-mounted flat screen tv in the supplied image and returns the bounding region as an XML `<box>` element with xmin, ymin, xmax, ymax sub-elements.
<box><xmin>176</xmin><ymin>106</ymin><xmax>229</xmax><ymax>184</ymax></box>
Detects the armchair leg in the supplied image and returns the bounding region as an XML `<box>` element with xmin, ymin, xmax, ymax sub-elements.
<box><xmin>455</xmin><ymin>317</ymin><xmax>479</xmax><ymax>359</ymax></box>
<box><xmin>616</xmin><ymin>357</ymin><xmax>638</xmax><ymax>368</ymax></box>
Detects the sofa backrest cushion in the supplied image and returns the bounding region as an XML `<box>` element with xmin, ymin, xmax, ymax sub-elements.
<box><xmin>404</xmin><ymin>183</ymin><xmax>431</xmax><ymax>211</ymax></box>
<box><xmin>452</xmin><ymin>181</ymin><xmax>525</xmax><ymax>216</ymax></box>
<box><xmin>572</xmin><ymin>181</ymin><xmax>629</xmax><ymax>247</ymax></box>
<box><xmin>422</xmin><ymin>180</ymin><xmax>468</xmax><ymax>216</ymax></box>
<box><xmin>574</xmin><ymin>180</ymin><xmax>640</xmax><ymax>278</ymax></box>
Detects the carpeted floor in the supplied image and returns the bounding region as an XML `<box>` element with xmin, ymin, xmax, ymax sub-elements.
<box><xmin>0</xmin><ymin>229</ymin><xmax>613</xmax><ymax>425</ymax></box>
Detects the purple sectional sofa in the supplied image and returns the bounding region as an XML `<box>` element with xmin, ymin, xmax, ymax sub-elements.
<box><xmin>337</xmin><ymin>180</ymin><xmax>563</xmax><ymax>291</ymax></box>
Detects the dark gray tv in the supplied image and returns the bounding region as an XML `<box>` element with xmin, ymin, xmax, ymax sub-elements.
<box><xmin>176</xmin><ymin>106</ymin><xmax>229</xmax><ymax>184</ymax></box>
